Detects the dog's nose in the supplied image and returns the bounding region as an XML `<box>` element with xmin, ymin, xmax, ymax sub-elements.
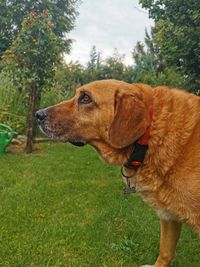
<box><xmin>35</xmin><ymin>109</ymin><xmax>47</xmax><ymax>122</ymax></box>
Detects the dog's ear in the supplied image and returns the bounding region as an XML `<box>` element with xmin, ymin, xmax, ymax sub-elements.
<box><xmin>108</xmin><ymin>90</ymin><xmax>148</xmax><ymax>149</ymax></box>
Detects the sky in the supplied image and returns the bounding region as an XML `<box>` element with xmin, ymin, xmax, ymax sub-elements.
<box><xmin>65</xmin><ymin>0</ymin><xmax>154</xmax><ymax>66</ymax></box>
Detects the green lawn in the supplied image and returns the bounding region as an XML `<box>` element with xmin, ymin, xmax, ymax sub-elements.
<box><xmin>0</xmin><ymin>143</ymin><xmax>199</xmax><ymax>267</ymax></box>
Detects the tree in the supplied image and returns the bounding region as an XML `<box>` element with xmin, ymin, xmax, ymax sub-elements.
<box><xmin>139</xmin><ymin>0</ymin><xmax>200</xmax><ymax>92</ymax></box>
<box><xmin>87</xmin><ymin>46</ymin><xmax>101</xmax><ymax>70</ymax></box>
<box><xmin>102</xmin><ymin>49</ymin><xmax>126</xmax><ymax>80</ymax></box>
<box><xmin>132</xmin><ymin>31</ymin><xmax>183</xmax><ymax>87</ymax></box>
<box><xmin>132</xmin><ymin>44</ymin><xmax>157</xmax><ymax>85</ymax></box>
<box><xmin>3</xmin><ymin>12</ymin><xmax>62</xmax><ymax>153</ymax></box>
<box><xmin>0</xmin><ymin>0</ymin><xmax>80</xmax><ymax>58</ymax></box>
<box><xmin>85</xmin><ymin>46</ymin><xmax>103</xmax><ymax>82</ymax></box>
<box><xmin>85</xmin><ymin>48</ymin><xmax>134</xmax><ymax>83</ymax></box>
<box><xmin>55</xmin><ymin>61</ymin><xmax>85</xmax><ymax>96</ymax></box>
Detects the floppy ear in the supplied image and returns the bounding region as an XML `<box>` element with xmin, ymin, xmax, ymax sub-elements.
<box><xmin>108</xmin><ymin>90</ymin><xmax>148</xmax><ymax>149</ymax></box>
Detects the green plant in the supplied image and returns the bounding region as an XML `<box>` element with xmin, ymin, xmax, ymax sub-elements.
<box><xmin>0</xmin><ymin>72</ymin><xmax>26</xmax><ymax>133</ymax></box>
<box><xmin>3</xmin><ymin>11</ymin><xmax>63</xmax><ymax>152</ymax></box>
<box><xmin>40</xmin><ymin>86</ymin><xmax>67</xmax><ymax>109</ymax></box>
<box><xmin>0</xmin><ymin>0</ymin><xmax>80</xmax><ymax>58</ymax></box>
<box><xmin>140</xmin><ymin>0</ymin><xmax>200</xmax><ymax>92</ymax></box>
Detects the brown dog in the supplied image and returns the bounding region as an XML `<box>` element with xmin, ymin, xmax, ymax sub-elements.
<box><xmin>36</xmin><ymin>80</ymin><xmax>200</xmax><ymax>267</ymax></box>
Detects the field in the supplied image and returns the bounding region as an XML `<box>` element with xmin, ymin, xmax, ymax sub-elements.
<box><xmin>0</xmin><ymin>143</ymin><xmax>199</xmax><ymax>267</ymax></box>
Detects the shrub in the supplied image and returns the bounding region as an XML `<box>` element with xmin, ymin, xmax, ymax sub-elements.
<box><xmin>0</xmin><ymin>72</ymin><xmax>26</xmax><ymax>133</ymax></box>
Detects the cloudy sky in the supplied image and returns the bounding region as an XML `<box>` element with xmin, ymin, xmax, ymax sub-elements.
<box><xmin>65</xmin><ymin>0</ymin><xmax>153</xmax><ymax>65</ymax></box>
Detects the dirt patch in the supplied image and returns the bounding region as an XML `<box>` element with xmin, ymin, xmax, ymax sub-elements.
<box><xmin>6</xmin><ymin>143</ymin><xmax>43</xmax><ymax>155</ymax></box>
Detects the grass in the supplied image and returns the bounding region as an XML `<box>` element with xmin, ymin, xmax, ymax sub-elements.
<box><xmin>0</xmin><ymin>143</ymin><xmax>199</xmax><ymax>267</ymax></box>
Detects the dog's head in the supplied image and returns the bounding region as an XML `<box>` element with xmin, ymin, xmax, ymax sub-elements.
<box><xmin>36</xmin><ymin>80</ymin><xmax>152</xmax><ymax>164</ymax></box>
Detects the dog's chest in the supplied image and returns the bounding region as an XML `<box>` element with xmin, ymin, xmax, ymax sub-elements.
<box><xmin>139</xmin><ymin>192</ymin><xmax>177</xmax><ymax>220</ymax></box>
<box><xmin>131</xmin><ymin>173</ymin><xmax>177</xmax><ymax>221</ymax></box>
<box><xmin>155</xmin><ymin>208</ymin><xmax>177</xmax><ymax>220</ymax></box>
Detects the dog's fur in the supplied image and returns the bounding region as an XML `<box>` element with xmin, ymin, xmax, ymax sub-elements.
<box><xmin>37</xmin><ymin>80</ymin><xmax>200</xmax><ymax>267</ymax></box>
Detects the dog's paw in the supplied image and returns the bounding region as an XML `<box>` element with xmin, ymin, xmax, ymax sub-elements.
<box><xmin>140</xmin><ymin>265</ymin><xmax>153</xmax><ymax>267</ymax></box>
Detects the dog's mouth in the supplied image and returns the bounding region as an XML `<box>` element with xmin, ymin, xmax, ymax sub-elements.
<box><xmin>37</xmin><ymin>122</ymin><xmax>55</xmax><ymax>139</ymax></box>
<box><xmin>38</xmin><ymin>121</ymin><xmax>86</xmax><ymax>146</ymax></box>
<box><xmin>69</xmin><ymin>141</ymin><xmax>86</xmax><ymax>147</ymax></box>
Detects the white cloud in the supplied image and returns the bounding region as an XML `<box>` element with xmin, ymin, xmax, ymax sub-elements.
<box><xmin>65</xmin><ymin>0</ymin><xmax>154</xmax><ymax>65</ymax></box>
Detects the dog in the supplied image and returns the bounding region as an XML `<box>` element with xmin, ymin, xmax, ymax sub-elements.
<box><xmin>36</xmin><ymin>79</ymin><xmax>200</xmax><ymax>267</ymax></box>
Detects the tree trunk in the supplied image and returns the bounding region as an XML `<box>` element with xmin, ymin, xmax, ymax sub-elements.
<box><xmin>25</xmin><ymin>85</ymin><xmax>37</xmax><ymax>153</ymax></box>
<box><xmin>32</xmin><ymin>90</ymin><xmax>41</xmax><ymax>140</ymax></box>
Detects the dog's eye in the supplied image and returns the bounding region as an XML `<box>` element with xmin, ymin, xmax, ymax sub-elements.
<box><xmin>79</xmin><ymin>93</ymin><xmax>93</xmax><ymax>104</ymax></box>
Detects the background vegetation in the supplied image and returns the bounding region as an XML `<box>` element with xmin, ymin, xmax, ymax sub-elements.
<box><xmin>1</xmin><ymin>0</ymin><xmax>200</xmax><ymax>144</ymax></box>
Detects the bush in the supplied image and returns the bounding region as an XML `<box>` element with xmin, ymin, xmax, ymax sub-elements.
<box><xmin>0</xmin><ymin>71</ymin><xmax>72</xmax><ymax>134</ymax></box>
<box><xmin>40</xmin><ymin>86</ymin><xmax>68</xmax><ymax>109</ymax></box>
<box><xmin>0</xmin><ymin>72</ymin><xmax>26</xmax><ymax>133</ymax></box>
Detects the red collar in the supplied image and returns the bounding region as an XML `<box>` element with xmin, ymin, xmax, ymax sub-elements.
<box><xmin>125</xmin><ymin>106</ymin><xmax>153</xmax><ymax>170</ymax></box>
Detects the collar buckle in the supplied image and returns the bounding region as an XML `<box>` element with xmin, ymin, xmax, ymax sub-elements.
<box><xmin>126</xmin><ymin>143</ymin><xmax>148</xmax><ymax>169</ymax></box>
<box><xmin>122</xmin><ymin>106</ymin><xmax>153</xmax><ymax>194</ymax></box>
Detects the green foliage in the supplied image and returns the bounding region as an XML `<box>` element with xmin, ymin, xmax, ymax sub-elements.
<box><xmin>87</xmin><ymin>45</ymin><xmax>102</xmax><ymax>70</ymax></box>
<box><xmin>102</xmin><ymin>49</ymin><xmax>128</xmax><ymax>80</ymax></box>
<box><xmin>0</xmin><ymin>72</ymin><xmax>26</xmax><ymax>133</ymax></box>
<box><xmin>40</xmin><ymin>86</ymin><xmax>67</xmax><ymax>109</ymax></box>
<box><xmin>0</xmin><ymin>0</ymin><xmax>80</xmax><ymax>140</ymax></box>
<box><xmin>82</xmin><ymin>43</ymin><xmax>183</xmax><ymax>88</ymax></box>
<box><xmin>2</xmin><ymin>11</ymin><xmax>65</xmax><ymax>152</ymax></box>
<box><xmin>0</xmin><ymin>106</ymin><xmax>25</xmax><ymax>134</ymax></box>
<box><xmin>3</xmin><ymin>11</ymin><xmax>62</xmax><ymax>93</ymax></box>
<box><xmin>155</xmin><ymin>67</ymin><xmax>184</xmax><ymax>88</ymax></box>
<box><xmin>84</xmin><ymin>47</ymin><xmax>134</xmax><ymax>83</ymax></box>
<box><xmin>139</xmin><ymin>0</ymin><xmax>200</xmax><ymax>92</ymax></box>
<box><xmin>132</xmin><ymin>38</ymin><xmax>183</xmax><ymax>88</ymax></box>
<box><xmin>84</xmin><ymin>46</ymin><xmax>103</xmax><ymax>82</ymax></box>
<box><xmin>0</xmin><ymin>0</ymin><xmax>80</xmax><ymax>57</ymax></box>
<box><xmin>47</xmin><ymin>42</ymin><xmax>184</xmax><ymax>97</ymax></box>
<box><xmin>55</xmin><ymin>61</ymin><xmax>85</xmax><ymax>96</ymax></box>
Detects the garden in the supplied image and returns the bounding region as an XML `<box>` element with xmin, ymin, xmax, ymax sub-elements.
<box><xmin>1</xmin><ymin>0</ymin><xmax>200</xmax><ymax>266</ymax></box>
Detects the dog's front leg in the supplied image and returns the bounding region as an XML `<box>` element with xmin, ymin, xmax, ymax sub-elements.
<box><xmin>141</xmin><ymin>219</ymin><xmax>182</xmax><ymax>267</ymax></box>
<box><xmin>155</xmin><ymin>219</ymin><xmax>182</xmax><ymax>267</ymax></box>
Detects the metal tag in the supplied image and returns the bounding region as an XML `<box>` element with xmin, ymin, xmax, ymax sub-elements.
<box><xmin>123</xmin><ymin>186</ymin><xmax>136</xmax><ymax>194</ymax></box>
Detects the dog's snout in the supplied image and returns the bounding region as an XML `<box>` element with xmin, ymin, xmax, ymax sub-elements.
<box><xmin>35</xmin><ymin>109</ymin><xmax>47</xmax><ymax>122</ymax></box>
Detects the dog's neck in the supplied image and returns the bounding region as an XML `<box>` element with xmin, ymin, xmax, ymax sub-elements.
<box><xmin>91</xmin><ymin>94</ymin><xmax>154</xmax><ymax>167</ymax></box>
<box><xmin>90</xmin><ymin>140</ymin><xmax>133</xmax><ymax>166</ymax></box>
<box><xmin>91</xmin><ymin>108</ymin><xmax>153</xmax><ymax>167</ymax></box>
<box><xmin>124</xmin><ymin>105</ymin><xmax>153</xmax><ymax>170</ymax></box>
